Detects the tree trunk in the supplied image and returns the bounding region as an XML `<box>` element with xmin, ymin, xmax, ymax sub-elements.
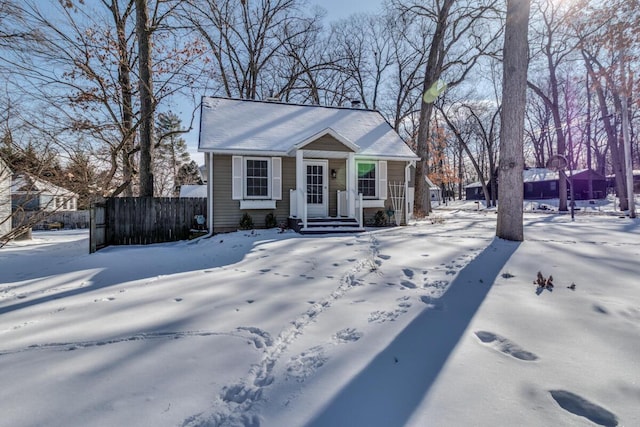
<box><xmin>497</xmin><ymin>0</ymin><xmax>530</xmax><ymax>242</ymax></box>
<box><xmin>414</xmin><ymin>0</ymin><xmax>455</xmax><ymax>216</ymax></box>
<box><xmin>136</xmin><ymin>0</ymin><xmax>154</xmax><ymax>197</ymax></box>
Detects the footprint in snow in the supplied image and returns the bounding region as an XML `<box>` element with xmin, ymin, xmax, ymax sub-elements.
<box><xmin>237</xmin><ymin>326</ymin><xmax>273</xmax><ymax>349</ymax></box>
<box><xmin>403</xmin><ymin>268</ymin><xmax>415</xmax><ymax>279</ymax></box>
<box><xmin>333</xmin><ymin>328</ymin><xmax>363</xmax><ymax>343</ymax></box>
<box><xmin>593</xmin><ymin>304</ymin><xmax>609</xmax><ymax>315</ymax></box>
<box><xmin>400</xmin><ymin>280</ymin><xmax>417</xmax><ymax>289</ymax></box>
<box><xmin>286</xmin><ymin>346</ymin><xmax>328</xmax><ymax>382</ymax></box>
<box><xmin>474</xmin><ymin>331</ymin><xmax>538</xmax><ymax>361</ymax></box>
<box><xmin>549</xmin><ymin>390</ymin><xmax>618</xmax><ymax>426</ymax></box>
<box><xmin>420</xmin><ymin>295</ymin><xmax>445</xmax><ymax>311</ymax></box>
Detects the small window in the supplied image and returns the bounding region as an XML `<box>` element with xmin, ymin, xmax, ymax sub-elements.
<box><xmin>245</xmin><ymin>158</ymin><xmax>270</xmax><ymax>198</ymax></box>
<box><xmin>550</xmin><ymin>181</ymin><xmax>557</xmax><ymax>191</ymax></box>
<box><xmin>357</xmin><ymin>162</ymin><xmax>377</xmax><ymax>198</ymax></box>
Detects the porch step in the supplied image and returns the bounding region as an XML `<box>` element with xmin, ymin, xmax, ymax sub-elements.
<box><xmin>292</xmin><ymin>217</ymin><xmax>365</xmax><ymax>234</ymax></box>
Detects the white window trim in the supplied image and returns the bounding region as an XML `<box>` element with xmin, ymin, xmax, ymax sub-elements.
<box><xmin>240</xmin><ymin>200</ymin><xmax>277</xmax><ymax>210</ymax></box>
<box><xmin>244</xmin><ymin>157</ymin><xmax>271</xmax><ymax>200</ymax></box>
<box><xmin>232</xmin><ymin>156</ymin><xmax>282</xmax><ymax>206</ymax></box>
<box><xmin>356</xmin><ymin>160</ymin><xmax>387</xmax><ymax>200</ymax></box>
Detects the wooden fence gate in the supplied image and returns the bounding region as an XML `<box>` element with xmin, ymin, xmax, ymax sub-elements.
<box><xmin>90</xmin><ymin>197</ymin><xmax>207</xmax><ymax>253</ymax></box>
<box><xmin>89</xmin><ymin>201</ymin><xmax>106</xmax><ymax>253</ymax></box>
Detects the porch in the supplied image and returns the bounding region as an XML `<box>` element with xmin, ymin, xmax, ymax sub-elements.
<box><xmin>288</xmin><ymin>189</ymin><xmax>365</xmax><ymax>234</ymax></box>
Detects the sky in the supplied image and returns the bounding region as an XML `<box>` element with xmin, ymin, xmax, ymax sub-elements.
<box><xmin>1</xmin><ymin>198</ymin><xmax>638</xmax><ymax>427</ymax></box>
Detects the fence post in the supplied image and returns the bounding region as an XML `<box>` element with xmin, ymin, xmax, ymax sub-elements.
<box><xmin>90</xmin><ymin>203</ymin><xmax>96</xmax><ymax>254</ymax></box>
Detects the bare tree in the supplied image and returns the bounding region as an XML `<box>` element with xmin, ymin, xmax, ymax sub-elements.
<box><xmin>574</xmin><ymin>0</ymin><xmax>640</xmax><ymax>211</ymax></box>
<box><xmin>136</xmin><ymin>0</ymin><xmax>154</xmax><ymax>196</ymax></box>
<box><xmin>1</xmin><ymin>1</ymin><xmax>204</xmax><ymax>198</ymax></box>
<box><xmin>179</xmin><ymin>0</ymin><xmax>321</xmax><ymax>100</ymax></box>
<box><xmin>393</xmin><ymin>0</ymin><xmax>502</xmax><ymax>215</ymax></box>
<box><xmin>496</xmin><ymin>0</ymin><xmax>530</xmax><ymax>242</ymax></box>
<box><xmin>527</xmin><ymin>0</ymin><xmax>584</xmax><ymax>211</ymax></box>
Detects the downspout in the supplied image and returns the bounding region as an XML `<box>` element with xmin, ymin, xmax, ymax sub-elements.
<box><xmin>206</xmin><ymin>152</ymin><xmax>214</xmax><ymax>237</ymax></box>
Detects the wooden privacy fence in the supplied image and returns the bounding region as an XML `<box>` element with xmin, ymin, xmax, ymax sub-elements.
<box><xmin>90</xmin><ymin>197</ymin><xmax>207</xmax><ymax>252</ymax></box>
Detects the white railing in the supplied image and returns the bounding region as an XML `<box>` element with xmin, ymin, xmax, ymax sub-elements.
<box><xmin>337</xmin><ymin>190</ymin><xmax>347</xmax><ymax>217</ymax></box>
<box><xmin>289</xmin><ymin>189</ymin><xmax>297</xmax><ymax>217</ymax></box>
<box><xmin>289</xmin><ymin>188</ymin><xmax>308</xmax><ymax>229</ymax></box>
<box><xmin>293</xmin><ymin>188</ymin><xmax>361</xmax><ymax>229</ymax></box>
<box><xmin>302</xmin><ymin>190</ymin><xmax>308</xmax><ymax>229</ymax></box>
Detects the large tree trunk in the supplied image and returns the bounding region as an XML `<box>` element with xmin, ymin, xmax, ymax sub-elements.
<box><xmin>136</xmin><ymin>0</ymin><xmax>154</xmax><ymax>197</ymax></box>
<box><xmin>414</xmin><ymin>0</ymin><xmax>455</xmax><ymax>216</ymax></box>
<box><xmin>111</xmin><ymin>1</ymin><xmax>135</xmax><ymax>197</ymax></box>
<box><xmin>496</xmin><ymin>0</ymin><xmax>530</xmax><ymax>242</ymax></box>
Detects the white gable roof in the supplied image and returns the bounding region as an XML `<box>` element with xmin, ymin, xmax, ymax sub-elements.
<box><xmin>198</xmin><ymin>97</ymin><xmax>418</xmax><ymax>160</ymax></box>
<box><xmin>11</xmin><ymin>173</ymin><xmax>78</xmax><ymax>198</ymax></box>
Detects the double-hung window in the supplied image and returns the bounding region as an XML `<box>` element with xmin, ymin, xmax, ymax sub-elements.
<box><xmin>245</xmin><ymin>158</ymin><xmax>270</xmax><ymax>199</ymax></box>
<box><xmin>358</xmin><ymin>161</ymin><xmax>377</xmax><ymax>198</ymax></box>
<box><xmin>232</xmin><ymin>156</ymin><xmax>282</xmax><ymax>209</ymax></box>
<box><xmin>356</xmin><ymin>160</ymin><xmax>387</xmax><ymax>201</ymax></box>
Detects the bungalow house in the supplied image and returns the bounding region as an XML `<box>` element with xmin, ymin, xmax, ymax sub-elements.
<box><xmin>198</xmin><ymin>97</ymin><xmax>419</xmax><ymax>233</ymax></box>
<box><xmin>11</xmin><ymin>173</ymin><xmax>79</xmax><ymax>212</ymax></box>
<box><xmin>0</xmin><ymin>158</ymin><xmax>11</xmax><ymax>237</ymax></box>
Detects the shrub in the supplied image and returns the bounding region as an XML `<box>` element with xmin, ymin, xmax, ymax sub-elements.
<box><xmin>239</xmin><ymin>212</ymin><xmax>254</xmax><ymax>230</ymax></box>
<box><xmin>265</xmin><ymin>212</ymin><xmax>277</xmax><ymax>228</ymax></box>
<box><xmin>373</xmin><ymin>210</ymin><xmax>387</xmax><ymax>226</ymax></box>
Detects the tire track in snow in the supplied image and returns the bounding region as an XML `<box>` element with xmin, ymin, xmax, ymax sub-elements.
<box><xmin>182</xmin><ymin>234</ymin><xmax>381</xmax><ymax>427</ymax></box>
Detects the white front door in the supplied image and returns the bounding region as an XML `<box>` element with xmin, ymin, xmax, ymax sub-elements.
<box><xmin>304</xmin><ymin>160</ymin><xmax>328</xmax><ymax>217</ymax></box>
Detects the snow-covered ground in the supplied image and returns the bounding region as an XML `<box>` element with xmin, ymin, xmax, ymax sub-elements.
<box><xmin>1</xmin><ymin>207</ymin><xmax>639</xmax><ymax>427</ymax></box>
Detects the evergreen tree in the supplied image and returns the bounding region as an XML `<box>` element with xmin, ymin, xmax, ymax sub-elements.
<box><xmin>154</xmin><ymin>112</ymin><xmax>194</xmax><ymax>196</ymax></box>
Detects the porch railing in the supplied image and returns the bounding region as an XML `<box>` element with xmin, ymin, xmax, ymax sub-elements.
<box><xmin>291</xmin><ymin>189</ymin><xmax>363</xmax><ymax>229</ymax></box>
<box><xmin>337</xmin><ymin>190</ymin><xmax>363</xmax><ymax>227</ymax></box>
<box><xmin>289</xmin><ymin>188</ymin><xmax>308</xmax><ymax>229</ymax></box>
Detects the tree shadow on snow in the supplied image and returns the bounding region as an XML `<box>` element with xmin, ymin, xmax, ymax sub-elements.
<box><xmin>306</xmin><ymin>237</ymin><xmax>520</xmax><ymax>427</ymax></box>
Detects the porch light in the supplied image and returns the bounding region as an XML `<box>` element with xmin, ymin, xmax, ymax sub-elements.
<box><xmin>331</xmin><ymin>169</ymin><xmax>337</xmax><ymax>179</ymax></box>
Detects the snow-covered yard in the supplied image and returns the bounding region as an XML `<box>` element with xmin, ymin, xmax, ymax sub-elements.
<box><xmin>1</xmin><ymin>209</ymin><xmax>638</xmax><ymax>427</ymax></box>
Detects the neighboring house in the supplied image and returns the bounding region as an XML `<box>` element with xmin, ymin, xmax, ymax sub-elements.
<box><xmin>465</xmin><ymin>168</ymin><xmax>608</xmax><ymax>201</ymax></box>
<box><xmin>0</xmin><ymin>158</ymin><xmax>11</xmax><ymax>237</ymax></box>
<box><xmin>607</xmin><ymin>170</ymin><xmax>640</xmax><ymax>194</ymax></box>
<box><xmin>198</xmin><ymin>97</ymin><xmax>419</xmax><ymax>233</ymax></box>
<box><xmin>465</xmin><ymin>181</ymin><xmax>495</xmax><ymax>201</ymax></box>
<box><xmin>11</xmin><ymin>173</ymin><xmax>79</xmax><ymax>212</ymax></box>
<box><xmin>179</xmin><ymin>184</ymin><xmax>207</xmax><ymax>198</ymax></box>
<box><xmin>523</xmin><ymin>168</ymin><xmax>607</xmax><ymax>200</ymax></box>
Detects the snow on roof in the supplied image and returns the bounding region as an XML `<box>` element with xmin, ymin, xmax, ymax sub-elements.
<box><xmin>10</xmin><ymin>173</ymin><xmax>78</xmax><ymax>197</ymax></box>
<box><xmin>523</xmin><ymin>167</ymin><xmax>589</xmax><ymax>182</ymax></box>
<box><xmin>199</xmin><ymin>97</ymin><xmax>418</xmax><ymax>160</ymax></box>
<box><xmin>425</xmin><ymin>175</ymin><xmax>440</xmax><ymax>190</ymax></box>
<box><xmin>179</xmin><ymin>185</ymin><xmax>207</xmax><ymax>198</ymax></box>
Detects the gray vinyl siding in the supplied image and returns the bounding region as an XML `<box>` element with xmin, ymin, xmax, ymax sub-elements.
<box><xmin>361</xmin><ymin>160</ymin><xmax>407</xmax><ymax>223</ymax></box>
<box><xmin>212</xmin><ymin>155</ymin><xmax>293</xmax><ymax>232</ymax></box>
<box><xmin>212</xmin><ymin>155</ymin><xmax>410</xmax><ymax>231</ymax></box>
<box><xmin>305</xmin><ymin>135</ymin><xmax>354</xmax><ymax>152</ymax></box>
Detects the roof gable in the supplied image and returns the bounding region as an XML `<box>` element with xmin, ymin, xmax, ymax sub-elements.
<box><xmin>199</xmin><ymin>97</ymin><xmax>417</xmax><ymax>160</ymax></box>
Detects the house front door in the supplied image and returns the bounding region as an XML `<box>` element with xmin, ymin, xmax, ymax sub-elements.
<box><xmin>304</xmin><ymin>160</ymin><xmax>328</xmax><ymax>217</ymax></box>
